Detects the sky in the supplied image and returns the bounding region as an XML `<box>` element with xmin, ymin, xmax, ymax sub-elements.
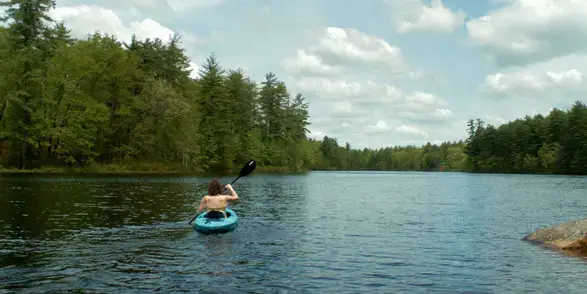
<box><xmin>3</xmin><ymin>0</ymin><xmax>587</xmax><ymax>149</ymax></box>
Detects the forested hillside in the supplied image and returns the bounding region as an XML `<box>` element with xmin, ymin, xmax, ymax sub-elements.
<box><xmin>0</xmin><ymin>0</ymin><xmax>585</xmax><ymax>175</ymax></box>
<box><xmin>464</xmin><ymin>102</ymin><xmax>587</xmax><ymax>175</ymax></box>
<box><xmin>0</xmin><ymin>0</ymin><xmax>467</xmax><ymax>173</ymax></box>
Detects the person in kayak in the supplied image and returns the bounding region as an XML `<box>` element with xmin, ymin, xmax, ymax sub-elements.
<box><xmin>195</xmin><ymin>179</ymin><xmax>239</xmax><ymax>218</ymax></box>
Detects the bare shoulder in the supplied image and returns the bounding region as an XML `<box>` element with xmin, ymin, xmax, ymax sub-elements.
<box><xmin>223</xmin><ymin>194</ymin><xmax>238</xmax><ymax>200</ymax></box>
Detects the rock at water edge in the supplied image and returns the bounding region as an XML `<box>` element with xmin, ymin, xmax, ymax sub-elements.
<box><xmin>522</xmin><ymin>218</ymin><xmax>587</xmax><ymax>256</ymax></box>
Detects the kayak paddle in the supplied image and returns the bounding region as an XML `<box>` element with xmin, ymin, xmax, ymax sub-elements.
<box><xmin>188</xmin><ymin>159</ymin><xmax>257</xmax><ymax>225</ymax></box>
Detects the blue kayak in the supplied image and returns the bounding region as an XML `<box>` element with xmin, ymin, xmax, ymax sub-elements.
<box><xmin>193</xmin><ymin>207</ymin><xmax>238</xmax><ymax>234</ymax></box>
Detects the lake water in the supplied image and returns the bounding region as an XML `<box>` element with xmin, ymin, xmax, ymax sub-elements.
<box><xmin>1</xmin><ymin>171</ymin><xmax>586</xmax><ymax>293</ymax></box>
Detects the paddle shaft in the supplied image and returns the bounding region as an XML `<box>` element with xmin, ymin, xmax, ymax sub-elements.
<box><xmin>188</xmin><ymin>176</ymin><xmax>241</xmax><ymax>225</ymax></box>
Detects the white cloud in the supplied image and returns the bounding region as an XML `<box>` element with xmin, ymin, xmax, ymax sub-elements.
<box><xmin>333</xmin><ymin>101</ymin><xmax>353</xmax><ymax>114</ymax></box>
<box><xmin>307</xmin><ymin>130</ymin><xmax>325</xmax><ymax>140</ymax></box>
<box><xmin>481</xmin><ymin>68</ymin><xmax>585</xmax><ymax>99</ymax></box>
<box><xmin>384</xmin><ymin>0</ymin><xmax>467</xmax><ymax>34</ymax></box>
<box><xmin>281</xmin><ymin>23</ymin><xmax>460</xmax><ymax>147</ymax></box>
<box><xmin>49</xmin><ymin>5</ymin><xmax>175</xmax><ymax>43</ymax></box>
<box><xmin>341</xmin><ymin>122</ymin><xmax>352</xmax><ymax>129</ymax></box>
<box><xmin>56</xmin><ymin>0</ymin><xmax>226</xmax><ymax>15</ymax></box>
<box><xmin>294</xmin><ymin>77</ymin><xmax>403</xmax><ymax>106</ymax></box>
<box><xmin>476</xmin><ymin>51</ymin><xmax>587</xmax><ymax>122</ymax></box>
<box><xmin>405</xmin><ymin>92</ymin><xmax>448</xmax><ymax>110</ymax></box>
<box><xmin>284</xmin><ymin>26</ymin><xmax>413</xmax><ymax>78</ymax></box>
<box><xmin>283</xmin><ymin>49</ymin><xmax>342</xmax><ymax>76</ymax></box>
<box><xmin>367</xmin><ymin>120</ymin><xmax>390</xmax><ymax>133</ymax></box>
<box><xmin>466</xmin><ymin>0</ymin><xmax>587</xmax><ymax>67</ymax></box>
<box><xmin>127</xmin><ymin>0</ymin><xmax>161</xmax><ymax>9</ymax></box>
<box><xmin>165</xmin><ymin>0</ymin><xmax>225</xmax><ymax>11</ymax></box>
<box><xmin>316</xmin><ymin>27</ymin><xmax>402</xmax><ymax>66</ymax></box>
<box><xmin>47</xmin><ymin>4</ymin><xmax>207</xmax><ymax>78</ymax></box>
<box><xmin>433</xmin><ymin>108</ymin><xmax>453</xmax><ymax>117</ymax></box>
<box><xmin>293</xmin><ymin>75</ymin><xmax>455</xmax><ymax>144</ymax></box>
<box><xmin>395</xmin><ymin>124</ymin><xmax>428</xmax><ymax>138</ymax></box>
<box><xmin>485</xmin><ymin>115</ymin><xmax>507</xmax><ymax>126</ymax></box>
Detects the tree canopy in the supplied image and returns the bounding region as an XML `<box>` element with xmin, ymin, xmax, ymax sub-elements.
<box><xmin>464</xmin><ymin>102</ymin><xmax>587</xmax><ymax>175</ymax></box>
<box><xmin>0</xmin><ymin>0</ymin><xmax>585</xmax><ymax>175</ymax></box>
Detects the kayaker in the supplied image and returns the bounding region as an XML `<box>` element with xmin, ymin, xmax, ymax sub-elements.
<box><xmin>195</xmin><ymin>180</ymin><xmax>239</xmax><ymax>218</ymax></box>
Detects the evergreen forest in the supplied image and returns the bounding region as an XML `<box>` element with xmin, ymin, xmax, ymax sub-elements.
<box><xmin>1</xmin><ymin>0</ymin><xmax>586</xmax><ymax>175</ymax></box>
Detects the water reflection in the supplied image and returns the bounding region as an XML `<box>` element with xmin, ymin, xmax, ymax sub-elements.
<box><xmin>1</xmin><ymin>172</ymin><xmax>587</xmax><ymax>292</ymax></box>
<box><xmin>0</xmin><ymin>176</ymin><xmax>195</xmax><ymax>240</ymax></box>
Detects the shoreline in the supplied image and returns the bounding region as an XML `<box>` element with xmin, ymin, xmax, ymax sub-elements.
<box><xmin>0</xmin><ymin>164</ymin><xmax>311</xmax><ymax>176</ymax></box>
<box><xmin>2</xmin><ymin>167</ymin><xmax>583</xmax><ymax>176</ymax></box>
<box><xmin>2</xmin><ymin>163</ymin><xmax>586</xmax><ymax>176</ymax></box>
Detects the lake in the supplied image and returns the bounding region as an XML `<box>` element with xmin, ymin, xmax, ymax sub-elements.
<box><xmin>1</xmin><ymin>171</ymin><xmax>586</xmax><ymax>293</ymax></box>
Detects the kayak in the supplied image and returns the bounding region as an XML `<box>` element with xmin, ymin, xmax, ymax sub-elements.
<box><xmin>193</xmin><ymin>207</ymin><xmax>238</xmax><ymax>234</ymax></box>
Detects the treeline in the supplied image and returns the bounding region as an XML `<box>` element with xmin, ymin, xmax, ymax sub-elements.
<box><xmin>0</xmin><ymin>0</ymin><xmax>469</xmax><ymax>173</ymax></box>
<box><xmin>2</xmin><ymin>1</ymin><xmax>584</xmax><ymax>175</ymax></box>
<box><xmin>0</xmin><ymin>0</ymin><xmax>316</xmax><ymax>172</ymax></box>
<box><xmin>313</xmin><ymin>137</ymin><xmax>467</xmax><ymax>171</ymax></box>
<box><xmin>464</xmin><ymin>101</ymin><xmax>587</xmax><ymax>175</ymax></box>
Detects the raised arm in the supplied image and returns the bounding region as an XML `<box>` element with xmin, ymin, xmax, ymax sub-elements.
<box><xmin>225</xmin><ymin>184</ymin><xmax>239</xmax><ymax>201</ymax></box>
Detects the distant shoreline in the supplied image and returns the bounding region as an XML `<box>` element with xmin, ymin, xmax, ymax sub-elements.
<box><xmin>2</xmin><ymin>164</ymin><xmax>584</xmax><ymax>177</ymax></box>
<box><xmin>0</xmin><ymin>165</ymin><xmax>454</xmax><ymax>176</ymax></box>
<box><xmin>0</xmin><ymin>165</ymin><xmax>563</xmax><ymax>176</ymax></box>
<box><xmin>0</xmin><ymin>163</ymin><xmax>310</xmax><ymax>176</ymax></box>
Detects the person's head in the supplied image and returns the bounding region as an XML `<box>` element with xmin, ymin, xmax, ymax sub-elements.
<box><xmin>207</xmin><ymin>179</ymin><xmax>222</xmax><ymax>196</ymax></box>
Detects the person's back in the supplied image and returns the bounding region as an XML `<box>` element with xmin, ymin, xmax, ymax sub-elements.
<box><xmin>196</xmin><ymin>179</ymin><xmax>239</xmax><ymax>218</ymax></box>
<box><xmin>205</xmin><ymin>194</ymin><xmax>228</xmax><ymax>211</ymax></box>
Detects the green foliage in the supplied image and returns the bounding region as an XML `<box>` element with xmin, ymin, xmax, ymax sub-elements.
<box><xmin>0</xmin><ymin>0</ymin><xmax>472</xmax><ymax>173</ymax></box>
<box><xmin>3</xmin><ymin>1</ymin><xmax>583</xmax><ymax>175</ymax></box>
<box><xmin>0</xmin><ymin>2</ymin><xmax>322</xmax><ymax>173</ymax></box>
<box><xmin>465</xmin><ymin>101</ymin><xmax>587</xmax><ymax>175</ymax></box>
<box><xmin>307</xmin><ymin>138</ymin><xmax>467</xmax><ymax>172</ymax></box>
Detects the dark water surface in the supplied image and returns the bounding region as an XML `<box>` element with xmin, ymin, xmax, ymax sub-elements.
<box><xmin>1</xmin><ymin>171</ymin><xmax>586</xmax><ymax>293</ymax></box>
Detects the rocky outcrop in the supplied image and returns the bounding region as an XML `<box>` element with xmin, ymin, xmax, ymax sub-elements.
<box><xmin>522</xmin><ymin>218</ymin><xmax>587</xmax><ymax>256</ymax></box>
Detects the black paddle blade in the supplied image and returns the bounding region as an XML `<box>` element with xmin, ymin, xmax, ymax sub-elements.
<box><xmin>239</xmin><ymin>160</ymin><xmax>256</xmax><ymax>177</ymax></box>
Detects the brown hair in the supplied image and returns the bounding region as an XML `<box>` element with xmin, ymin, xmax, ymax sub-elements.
<box><xmin>207</xmin><ymin>179</ymin><xmax>222</xmax><ymax>196</ymax></box>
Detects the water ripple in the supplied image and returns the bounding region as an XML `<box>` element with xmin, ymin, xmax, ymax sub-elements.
<box><xmin>0</xmin><ymin>172</ymin><xmax>586</xmax><ymax>292</ymax></box>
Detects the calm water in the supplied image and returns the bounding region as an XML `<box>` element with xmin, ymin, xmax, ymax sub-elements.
<box><xmin>1</xmin><ymin>171</ymin><xmax>586</xmax><ymax>293</ymax></box>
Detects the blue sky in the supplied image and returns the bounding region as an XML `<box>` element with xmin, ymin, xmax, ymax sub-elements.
<box><xmin>6</xmin><ymin>0</ymin><xmax>587</xmax><ymax>149</ymax></box>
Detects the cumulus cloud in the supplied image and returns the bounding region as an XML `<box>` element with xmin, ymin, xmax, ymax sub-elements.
<box><xmin>294</xmin><ymin>76</ymin><xmax>456</xmax><ymax>138</ymax></box>
<box><xmin>165</xmin><ymin>0</ymin><xmax>225</xmax><ymax>11</ymax></box>
<box><xmin>395</xmin><ymin>124</ymin><xmax>428</xmax><ymax>138</ymax></box>
<box><xmin>466</xmin><ymin>0</ymin><xmax>587</xmax><ymax>67</ymax></box>
<box><xmin>384</xmin><ymin>0</ymin><xmax>467</xmax><ymax>34</ymax></box>
<box><xmin>314</xmin><ymin>27</ymin><xmax>403</xmax><ymax>68</ymax></box>
<box><xmin>367</xmin><ymin>120</ymin><xmax>390</xmax><ymax>133</ymax></box>
<box><xmin>294</xmin><ymin>77</ymin><xmax>403</xmax><ymax>105</ymax></box>
<box><xmin>367</xmin><ymin>122</ymin><xmax>429</xmax><ymax>139</ymax></box>
<box><xmin>476</xmin><ymin>53</ymin><xmax>587</xmax><ymax>122</ymax></box>
<box><xmin>283</xmin><ymin>26</ymin><xmax>413</xmax><ymax>78</ymax></box>
<box><xmin>56</xmin><ymin>0</ymin><xmax>226</xmax><ymax>15</ymax></box>
<box><xmin>485</xmin><ymin>115</ymin><xmax>507</xmax><ymax>126</ymax></box>
<box><xmin>405</xmin><ymin>92</ymin><xmax>448</xmax><ymax>109</ymax></box>
<box><xmin>283</xmin><ymin>49</ymin><xmax>343</xmax><ymax>77</ymax></box>
<box><xmin>433</xmin><ymin>108</ymin><xmax>453</xmax><ymax>117</ymax></box>
<box><xmin>281</xmin><ymin>24</ymin><xmax>459</xmax><ymax>147</ymax></box>
<box><xmin>368</xmin><ymin>121</ymin><xmax>428</xmax><ymax>139</ymax></box>
<box><xmin>49</xmin><ymin>5</ymin><xmax>175</xmax><ymax>43</ymax></box>
<box><xmin>46</xmin><ymin>4</ymin><xmax>209</xmax><ymax>78</ymax></box>
<box><xmin>481</xmin><ymin>68</ymin><xmax>586</xmax><ymax>99</ymax></box>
